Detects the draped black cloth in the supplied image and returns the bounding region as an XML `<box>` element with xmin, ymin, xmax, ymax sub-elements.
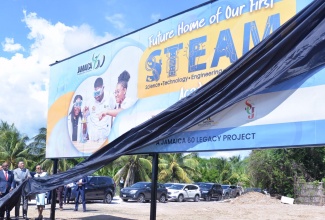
<box><xmin>1</xmin><ymin>0</ymin><xmax>325</xmax><ymax>210</ymax></box>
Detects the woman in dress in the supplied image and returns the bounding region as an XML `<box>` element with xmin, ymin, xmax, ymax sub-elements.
<box><xmin>35</xmin><ymin>165</ymin><xmax>47</xmax><ymax>220</ymax></box>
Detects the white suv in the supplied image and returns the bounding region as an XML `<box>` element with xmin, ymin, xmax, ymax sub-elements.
<box><xmin>167</xmin><ymin>184</ymin><xmax>201</xmax><ymax>202</ymax></box>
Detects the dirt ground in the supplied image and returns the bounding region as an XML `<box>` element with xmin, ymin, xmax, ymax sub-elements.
<box><xmin>20</xmin><ymin>192</ymin><xmax>325</xmax><ymax>219</ymax></box>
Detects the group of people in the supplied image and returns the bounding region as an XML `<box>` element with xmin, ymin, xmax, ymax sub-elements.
<box><xmin>0</xmin><ymin>161</ymin><xmax>31</xmax><ymax>220</ymax></box>
<box><xmin>68</xmin><ymin>70</ymin><xmax>136</xmax><ymax>144</ymax></box>
<box><xmin>0</xmin><ymin>161</ymin><xmax>88</xmax><ymax>220</ymax></box>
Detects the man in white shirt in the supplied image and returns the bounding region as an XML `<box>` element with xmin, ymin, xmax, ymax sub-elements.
<box><xmin>84</xmin><ymin>77</ymin><xmax>114</xmax><ymax>143</ymax></box>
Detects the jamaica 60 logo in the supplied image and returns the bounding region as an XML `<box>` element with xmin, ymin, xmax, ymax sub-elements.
<box><xmin>77</xmin><ymin>53</ymin><xmax>106</xmax><ymax>75</ymax></box>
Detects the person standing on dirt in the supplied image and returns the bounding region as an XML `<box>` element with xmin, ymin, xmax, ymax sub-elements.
<box><xmin>64</xmin><ymin>182</ymin><xmax>74</xmax><ymax>204</ymax></box>
<box><xmin>119</xmin><ymin>177</ymin><xmax>124</xmax><ymax>189</ymax></box>
<box><xmin>13</xmin><ymin>161</ymin><xmax>31</xmax><ymax>219</ymax></box>
<box><xmin>74</xmin><ymin>176</ymin><xmax>87</xmax><ymax>212</ymax></box>
<box><xmin>56</xmin><ymin>170</ymin><xmax>64</xmax><ymax>211</ymax></box>
<box><xmin>0</xmin><ymin>162</ymin><xmax>15</xmax><ymax>219</ymax></box>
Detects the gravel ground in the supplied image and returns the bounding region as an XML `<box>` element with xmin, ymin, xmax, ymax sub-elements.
<box><xmin>16</xmin><ymin>192</ymin><xmax>325</xmax><ymax>220</ymax></box>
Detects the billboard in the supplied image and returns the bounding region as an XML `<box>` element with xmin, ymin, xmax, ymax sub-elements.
<box><xmin>47</xmin><ymin>0</ymin><xmax>313</xmax><ymax>158</ymax></box>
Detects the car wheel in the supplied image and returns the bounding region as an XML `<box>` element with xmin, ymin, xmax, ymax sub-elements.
<box><xmin>78</xmin><ymin>197</ymin><xmax>83</xmax><ymax>204</ymax></box>
<box><xmin>104</xmin><ymin>192</ymin><xmax>112</xmax><ymax>204</ymax></box>
<box><xmin>205</xmin><ymin>195</ymin><xmax>211</xmax><ymax>201</ymax></box>
<box><xmin>137</xmin><ymin>194</ymin><xmax>145</xmax><ymax>203</ymax></box>
<box><xmin>225</xmin><ymin>193</ymin><xmax>229</xmax><ymax>199</ymax></box>
<box><xmin>178</xmin><ymin>194</ymin><xmax>184</xmax><ymax>202</ymax></box>
<box><xmin>122</xmin><ymin>199</ymin><xmax>128</xmax><ymax>202</ymax></box>
<box><xmin>159</xmin><ymin>194</ymin><xmax>167</xmax><ymax>203</ymax></box>
<box><xmin>217</xmin><ymin>194</ymin><xmax>222</xmax><ymax>201</ymax></box>
<box><xmin>194</xmin><ymin>194</ymin><xmax>200</xmax><ymax>202</ymax></box>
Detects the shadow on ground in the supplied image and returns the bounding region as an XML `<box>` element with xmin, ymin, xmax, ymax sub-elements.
<box><xmin>41</xmin><ymin>215</ymin><xmax>136</xmax><ymax>220</ymax></box>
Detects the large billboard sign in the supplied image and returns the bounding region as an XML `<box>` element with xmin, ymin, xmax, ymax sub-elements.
<box><xmin>47</xmin><ymin>0</ymin><xmax>313</xmax><ymax>158</ymax></box>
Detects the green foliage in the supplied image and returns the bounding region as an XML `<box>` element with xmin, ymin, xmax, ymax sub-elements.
<box><xmin>113</xmin><ymin>155</ymin><xmax>152</xmax><ymax>187</ymax></box>
<box><xmin>322</xmin><ymin>178</ymin><xmax>325</xmax><ymax>184</ymax></box>
<box><xmin>248</xmin><ymin>147</ymin><xmax>325</xmax><ymax>196</ymax></box>
<box><xmin>0</xmin><ymin>121</ymin><xmax>32</xmax><ymax>169</ymax></box>
<box><xmin>158</xmin><ymin>153</ymin><xmax>199</xmax><ymax>183</ymax></box>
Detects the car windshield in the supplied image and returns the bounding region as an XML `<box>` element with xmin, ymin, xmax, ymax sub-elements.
<box><xmin>131</xmin><ymin>182</ymin><xmax>149</xmax><ymax>188</ymax></box>
<box><xmin>199</xmin><ymin>184</ymin><xmax>213</xmax><ymax>189</ymax></box>
<box><xmin>169</xmin><ymin>184</ymin><xmax>184</xmax><ymax>190</ymax></box>
<box><xmin>164</xmin><ymin>183</ymin><xmax>173</xmax><ymax>187</ymax></box>
<box><xmin>222</xmin><ymin>185</ymin><xmax>230</xmax><ymax>189</ymax></box>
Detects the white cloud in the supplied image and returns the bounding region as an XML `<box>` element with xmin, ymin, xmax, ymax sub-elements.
<box><xmin>0</xmin><ymin>11</ymin><xmax>113</xmax><ymax>137</ymax></box>
<box><xmin>105</xmin><ymin>13</ymin><xmax>133</xmax><ymax>34</ymax></box>
<box><xmin>106</xmin><ymin>13</ymin><xmax>125</xmax><ymax>30</ymax></box>
<box><xmin>151</xmin><ymin>13</ymin><xmax>161</xmax><ymax>22</ymax></box>
<box><xmin>2</xmin><ymin>38</ymin><xmax>24</xmax><ymax>52</ymax></box>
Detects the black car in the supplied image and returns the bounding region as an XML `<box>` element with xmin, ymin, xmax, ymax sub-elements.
<box><xmin>197</xmin><ymin>182</ymin><xmax>223</xmax><ymax>201</ymax></box>
<box><xmin>70</xmin><ymin>176</ymin><xmax>116</xmax><ymax>203</ymax></box>
<box><xmin>120</xmin><ymin>182</ymin><xmax>168</xmax><ymax>203</ymax></box>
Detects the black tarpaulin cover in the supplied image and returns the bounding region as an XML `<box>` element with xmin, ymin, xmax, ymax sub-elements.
<box><xmin>1</xmin><ymin>0</ymin><xmax>325</xmax><ymax>210</ymax></box>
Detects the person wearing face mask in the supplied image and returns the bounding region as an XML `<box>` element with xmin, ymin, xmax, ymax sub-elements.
<box><xmin>13</xmin><ymin>161</ymin><xmax>31</xmax><ymax>219</ymax></box>
<box><xmin>0</xmin><ymin>162</ymin><xmax>15</xmax><ymax>220</ymax></box>
<box><xmin>68</xmin><ymin>94</ymin><xmax>88</xmax><ymax>142</ymax></box>
<box><xmin>83</xmin><ymin>77</ymin><xmax>114</xmax><ymax>143</ymax></box>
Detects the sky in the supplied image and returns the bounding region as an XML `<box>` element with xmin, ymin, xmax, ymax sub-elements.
<box><xmin>0</xmin><ymin>0</ymin><xmax>251</xmax><ymax>159</ymax></box>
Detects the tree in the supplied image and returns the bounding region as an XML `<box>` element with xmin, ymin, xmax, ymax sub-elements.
<box><xmin>227</xmin><ymin>156</ymin><xmax>250</xmax><ymax>186</ymax></box>
<box><xmin>113</xmin><ymin>155</ymin><xmax>152</xmax><ymax>187</ymax></box>
<box><xmin>0</xmin><ymin>121</ymin><xmax>32</xmax><ymax>170</ymax></box>
<box><xmin>158</xmin><ymin>153</ymin><xmax>199</xmax><ymax>183</ymax></box>
<box><xmin>247</xmin><ymin>148</ymin><xmax>324</xmax><ymax>196</ymax></box>
<box><xmin>28</xmin><ymin>127</ymin><xmax>80</xmax><ymax>173</ymax></box>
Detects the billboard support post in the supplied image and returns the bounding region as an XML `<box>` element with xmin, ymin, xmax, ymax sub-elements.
<box><xmin>150</xmin><ymin>153</ymin><xmax>159</xmax><ymax>220</ymax></box>
<box><xmin>50</xmin><ymin>158</ymin><xmax>58</xmax><ymax>220</ymax></box>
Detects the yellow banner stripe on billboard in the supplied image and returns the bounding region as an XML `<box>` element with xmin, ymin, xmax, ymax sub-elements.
<box><xmin>47</xmin><ymin>92</ymin><xmax>74</xmax><ymax>139</ymax></box>
<box><xmin>138</xmin><ymin>0</ymin><xmax>295</xmax><ymax>98</ymax></box>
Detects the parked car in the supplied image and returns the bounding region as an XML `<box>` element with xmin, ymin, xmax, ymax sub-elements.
<box><xmin>196</xmin><ymin>182</ymin><xmax>223</xmax><ymax>201</ymax></box>
<box><xmin>163</xmin><ymin>183</ymin><xmax>175</xmax><ymax>189</ymax></box>
<box><xmin>167</xmin><ymin>183</ymin><xmax>201</xmax><ymax>202</ymax></box>
<box><xmin>222</xmin><ymin>185</ymin><xmax>241</xmax><ymax>199</ymax></box>
<box><xmin>120</xmin><ymin>182</ymin><xmax>168</xmax><ymax>203</ymax></box>
<box><xmin>237</xmin><ymin>186</ymin><xmax>244</xmax><ymax>195</ymax></box>
<box><xmin>70</xmin><ymin>176</ymin><xmax>116</xmax><ymax>204</ymax></box>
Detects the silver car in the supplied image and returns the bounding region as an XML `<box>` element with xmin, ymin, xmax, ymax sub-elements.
<box><xmin>167</xmin><ymin>183</ymin><xmax>201</xmax><ymax>202</ymax></box>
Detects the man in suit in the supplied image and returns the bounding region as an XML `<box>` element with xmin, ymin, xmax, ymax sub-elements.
<box><xmin>13</xmin><ymin>161</ymin><xmax>31</xmax><ymax>219</ymax></box>
<box><xmin>74</xmin><ymin>176</ymin><xmax>87</xmax><ymax>212</ymax></box>
<box><xmin>0</xmin><ymin>162</ymin><xmax>15</xmax><ymax>220</ymax></box>
<box><xmin>64</xmin><ymin>182</ymin><xmax>74</xmax><ymax>204</ymax></box>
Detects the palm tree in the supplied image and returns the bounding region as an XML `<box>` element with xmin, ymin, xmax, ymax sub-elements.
<box><xmin>28</xmin><ymin>127</ymin><xmax>80</xmax><ymax>173</ymax></box>
<box><xmin>94</xmin><ymin>163</ymin><xmax>119</xmax><ymax>177</ymax></box>
<box><xmin>158</xmin><ymin>153</ymin><xmax>199</xmax><ymax>183</ymax></box>
<box><xmin>29</xmin><ymin>127</ymin><xmax>46</xmax><ymax>155</ymax></box>
<box><xmin>113</xmin><ymin>155</ymin><xmax>152</xmax><ymax>187</ymax></box>
<box><xmin>0</xmin><ymin>121</ymin><xmax>32</xmax><ymax>170</ymax></box>
<box><xmin>226</xmin><ymin>156</ymin><xmax>250</xmax><ymax>186</ymax></box>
